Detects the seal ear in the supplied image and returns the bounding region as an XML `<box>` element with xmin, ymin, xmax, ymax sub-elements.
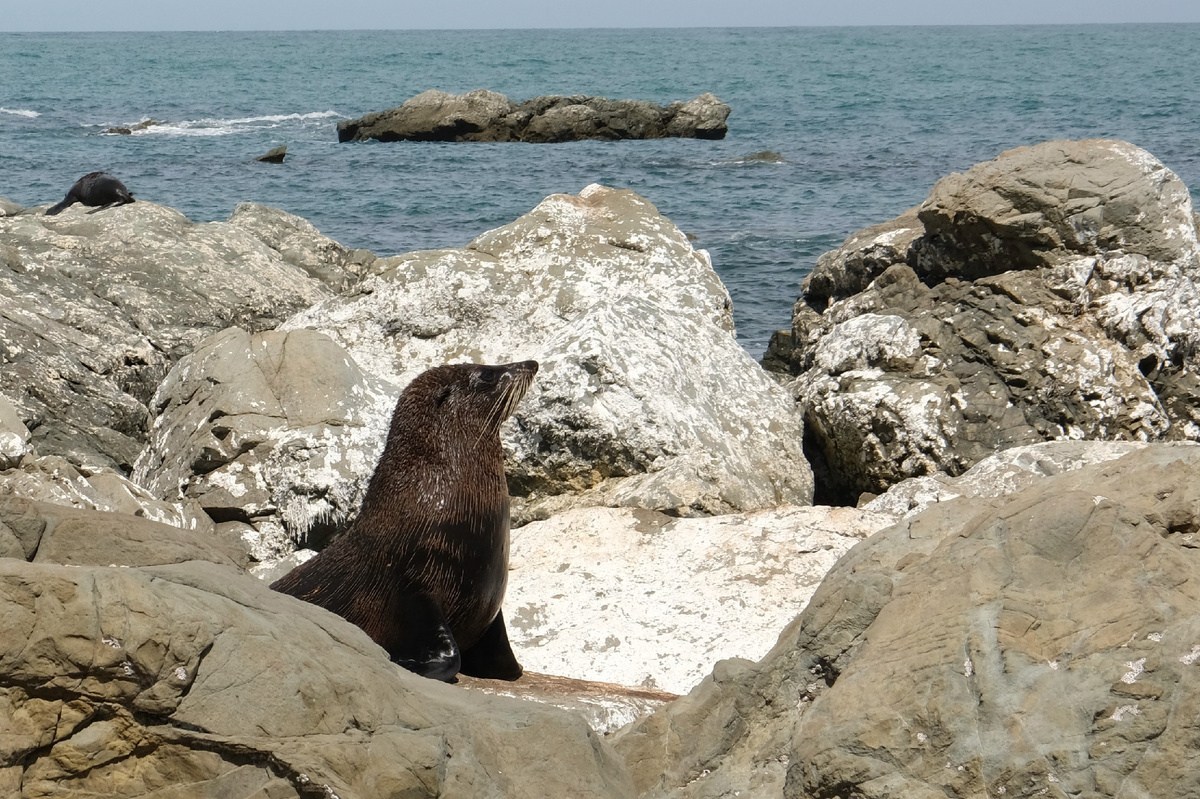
<box><xmin>434</xmin><ymin>384</ymin><xmax>454</xmax><ymax>407</ymax></box>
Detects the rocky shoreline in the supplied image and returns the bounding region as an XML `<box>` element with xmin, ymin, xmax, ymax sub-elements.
<box><xmin>3</xmin><ymin>138</ymin><xmax>1200</xmax><ymax>797</ymax></box>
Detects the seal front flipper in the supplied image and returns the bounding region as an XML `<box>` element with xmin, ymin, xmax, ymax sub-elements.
<box><xmin>387</xmin><ymin>593</ymin><xmax>461</xmax><ymax>682</ymax></box>
<box><xmin>459</xmin><ymin>608</ymin><xmax>523</xmax><ymax>681</ymax></box>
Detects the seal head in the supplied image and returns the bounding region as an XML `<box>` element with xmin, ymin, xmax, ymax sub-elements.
<box><xmin>272</xmin><ymin>360</ymin><xmax>538</xmax><ymax>682</ymax></box>
<box><xmin>45</xmin><ymin>172</ymin><xmax>135</xmax><ymax>216</ymax></box>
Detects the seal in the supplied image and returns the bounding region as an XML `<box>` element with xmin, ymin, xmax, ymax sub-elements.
<box><xmin>272</xmin><ymin>360</ymin><xmax>539</xmax><ymax>682</ymax></box>
<box><xmin>45</xmin><ymin>172</ymin><xmax>135</xmax><ymax>216</ymax></box>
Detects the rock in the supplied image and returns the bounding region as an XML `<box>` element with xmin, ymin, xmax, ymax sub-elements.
<box><xmin>0</xmin><ymin>393</ymin><xmax>30</xmax><ymax>470</ymax></box>
<box><xmin>1</xmin><ymin>453</ymin><xmax>215</xmax><ymax>535</ymax></box>
<box><xmin>133</xmin><ymin>326</ymin><xmax>395</xmax><ymax>560</ymax></box>
<box><xmin>505</xmin><ymin>504</ymin><xmax>895</xmax><ymax>694</ymax></box>
<box><xmin>613</xmin><ymin>443</ymin><xmax>1200</xmax><ymax>798</ymax></box>
<box><xmin>0</xmin><ymin>197</ymin><xmax>23</xmax><ymax>217</ymax></box>
<box><xmin>0</xmin><ymin>557</ymin><xmax>636</xmax><ymax>798</ymax></box>
<box><xmin>226</xmin><ymin>201</ymin><xmax>361</xmax><ymax>291</ymax></box>
<box><xmin>138</xmin><ymin>186</ymin><xmax>810</xmax><ymax>551</ymax></box>
<box><xmin>103</xmin><ymin>119</ymin><xmax>159</xmax><ymax>135</ymax></box>
<box><xmin>862</xmin><ymin>439</ymin><xmax>1147</xmax><ymax>517</ymax></box>
<box><xmin>457</xmin><ymin>672</ymin><xmax>678</xmax><ymax>736</ymax></box>
<box><xmin>255</xmin><ymin>145</ymin><xmax>287</xmax><ymax>163</ymax></box>
<box><xmin>0</xmin><ymin>495</ymin><xmax>242</xmax><ymax>567</ymax></box>
<box><xmin>337</xmin><ymin>89</ymin><xmax>730</xmax><ymax>143</ymax></box>
<box><xmin>0</xmin><ymin>201</ymin><xmax>355</xmax><ymax>472</ymax></box>
<box><xmin>769</xmin><ymin>140</ymin><xmax>1200</xmax><ymax>503</ymax></box>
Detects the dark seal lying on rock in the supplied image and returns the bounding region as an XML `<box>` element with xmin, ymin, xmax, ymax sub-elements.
<box><xmin>45</xmin><ymin>171</ymin><xmax>135</xmax><ymax>215</ymax></box>
<box><xmin>337</xmin><ymin>89</ymin><xmax>731</xmax><ymax>143</ymax></box>
<box><xmin>272</xmin><ymin>360</ymin><xmax>539</xmax><ymax>682</ymax></box>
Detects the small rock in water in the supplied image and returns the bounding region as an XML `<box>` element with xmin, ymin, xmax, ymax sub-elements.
<box><xmin>255</xmin><ymin>145</ymin><xmax>287</xmax><ymax>163</ymax></box>
<box><xmin>103</xmin><ymin>119</ymin><xmax>159</xmax><ymax>135</ymax></box>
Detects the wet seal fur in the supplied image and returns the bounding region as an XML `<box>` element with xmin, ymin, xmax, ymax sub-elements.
<box><xmin>272</xmin><ymin>360</ymin><xmax>538</xmax><ymax>682</ymax></box>
<box><xmin>45</xmin><ymin>171</ymin><xmax>135</xmax><ymax>216</ymax></box>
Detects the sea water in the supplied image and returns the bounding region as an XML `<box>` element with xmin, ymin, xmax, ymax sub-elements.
<box><xmin>2</xmin><ymin>26</ymin><xmax>1198</xmax><ymax>357</ymax></box>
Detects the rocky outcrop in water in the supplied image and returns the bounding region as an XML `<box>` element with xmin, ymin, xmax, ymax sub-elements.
<box><xmin>766</xmin><ymin>139</ymin><xmax>1200</xmax><ymax>503</ymax></box>
<box><xmin>337</xmin><ymin>89</ymin><xmax>731</xmax><ymax>142</ymax></box>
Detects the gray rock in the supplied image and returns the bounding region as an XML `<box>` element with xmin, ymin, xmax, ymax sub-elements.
<box><xmin>769</xmin><ymin>140</ymin><xmax>1200</xmax><ymax>503</ymax></box>
<box><xmin>0</xmin><ymin>557</ymin><xmax>636</xmax><ymax>798</ymax></box>
<box><xmin>0</xmin><ymin>201</ymin><xmax>355</xmax><ymax>472</ymax></box>
<box><xmin>0</xmin><ymin>495</ymin><xmax>242</xmax><ymax>567</ymax></box>
<box><xmin>0</xmin><ymin>197</ymin><xmax>23</xmax><ymax>217</ymax></box>
<box><xmin>614</xmin><ymin>443</ymin><xmax>1200</xmax><ymax>799</ymax></box>
<box><xmin>1</xmin><ymin>453</ymin><xmax>215</xmax><ymax>535</ymax></box>
<box><xmin>0</xmin><ymin>393</ymin><xmax>29</xmax><ymax>469</ymax></box>
<box><xmin>337</xmin><ymin>89</ymin><xmax>730</xmax><ymax>142</ymax></box>
<box><xmin>133</xmin><ymin>326</ymin><xmax>394</xmax><ymax>560</ymax></box>
<box><xmin>255</xmin><ymin>144</ymin><xmax>287</xmax><ymax>163</ymax></box>
<box><xmin>137</xmin><ymin>185</ymin><xmax>811</xmax><ymax>552</ymax></box>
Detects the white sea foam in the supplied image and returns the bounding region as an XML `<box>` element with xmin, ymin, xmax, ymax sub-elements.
<box><xmin>134</xmin><ymin>110</ymin><xmax>341</xmax><ymax>137</ymax></box>
<box><xmin>0</xmin><ymin>107</ymin><xmax>40</xmax><ymax>118</ymax></box>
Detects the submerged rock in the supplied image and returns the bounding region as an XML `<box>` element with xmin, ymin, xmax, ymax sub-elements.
<box><xmin>337</xmin><ymin>89</ymin><xmax>730</xmax><ymax>142</ymax></box>
<box><xmin>767</xmin><ymin>139</ymin><xmax>1200</xmax><ymax>503</ymax></box>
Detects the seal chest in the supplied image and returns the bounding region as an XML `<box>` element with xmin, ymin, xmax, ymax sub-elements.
<box><xmin>272</xmin><ymin>360</ymin><xmax>538</xmax><ymax>682</ymax></box>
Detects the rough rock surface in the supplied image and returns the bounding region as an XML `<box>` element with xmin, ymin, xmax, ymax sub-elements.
<box><xmin>337</xmin><ymin>89</ymin><xmax>730</xmax><ymax>142</ymax></box>
<box><xmin>613</xmin><ymin>443</ymin><xmax>1200</xmax><ymax>799</ymax></box>
<box><xmin>0</xmin><ymin>197</ymin><xmax>23</xmax><ymax>217</ymax></box>
<box><xmin>132</xmin><ymin>326</ymin><xmax>394</xmax><ymax>560</ymax></box>
<box><xmin>0</xmin><ymin>202</ymin><xmax>358</xmax><ymax>472</ymax></box>
<box><xmin>0</xmin><ymin>496</ymin><xmax>242</xmax><ymax>567</ymax></box>
<box><xmin>0</xmin><ymin>557</ymin><xmax>636</xmax><ymax>798</ymax></box>
<box><xmin>766</xmin><ymin>140</ymin><xmax>1200</xmax><ymax>503</ymax></box>
<box><xmin>505</xmin><ymin>505</ymin><xmax>894</xmax><ymax>694</ymax></box>
<box><xmin>138</xmin><ymin>184</ymin><xmax>813</xmax><ymax>552</ymax></box>
<box><xmin>863</xmin><ymin>439</ymin><xmax>1147</xmax><ymax>517</ymax></box>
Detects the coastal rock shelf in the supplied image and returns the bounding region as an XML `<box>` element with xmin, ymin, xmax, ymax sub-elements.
<box><xmin>336</xmin><ymin>89</ymin><xmax>731</xmax><ymax>143</ymax></box>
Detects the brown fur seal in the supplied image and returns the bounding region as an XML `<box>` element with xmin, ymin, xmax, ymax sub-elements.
<box><xmin>272</xmin><ymin>360</ymin><xmax>538</xmax><ymax>682</ymax></box>
<box><xmin>45</xmin><ymin>172</ymin><xmax>135</xmax><ymax>215</ymax></box>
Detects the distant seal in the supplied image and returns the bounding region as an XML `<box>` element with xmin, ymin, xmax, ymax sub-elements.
<box><xmin>272</xmin><ymin>360</ymin><xmax>539</xmax><ymax>682</ymax></box>
<box><xmin>45</xmin><ymin>172</ymin><xmax>135</xmax><ymax>215</ymax></box>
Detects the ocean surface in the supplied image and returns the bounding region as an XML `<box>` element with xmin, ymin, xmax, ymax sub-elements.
<box><xmin>2</xmin><ymin>26</ymin><xmax>1199</xmax><ymax>358</ymax></box>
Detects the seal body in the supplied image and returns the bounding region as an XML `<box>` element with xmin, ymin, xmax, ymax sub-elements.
<box><xmin>45</xmin><ymin>172</ymin><xmax>135</xmax><ymax>216</ymax></box>
<box><xmin>272</xmin><ymin>360</ymin><xmax>538</xmax><ymax>682</ymax></box>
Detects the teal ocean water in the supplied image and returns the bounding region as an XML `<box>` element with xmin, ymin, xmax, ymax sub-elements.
<box><xmin>2</xmin><ymin>26</ymin><xmax>1198</xmax><ymax>357</ymax></box>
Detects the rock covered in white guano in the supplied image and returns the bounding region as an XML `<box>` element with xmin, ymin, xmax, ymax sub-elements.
<box><xmin>504</xmin><ymin>504</ymin><xmax>895</xmax><ymax>694</ymax></box>
<box><xmin>765</xmin><ymin>139</ymin><xmax>1200</xmax><ymax>503</ymax></box>
<box><xmin>613</xmin><ymin>443</ymin><xmax>1200</xmax><ymax>799</ymax></box>
<box><xmin>267</xmin><ymin>184</ymin><xmax>813</xmax><ymax>535</ymax></box>
<box><xmin>0</xmin><ymin>201</ymin><xmax>359</xmax><ymax>472</ymax></box>
<box><xmin>0</xmin><ymin>393</ymin><xmax>30</xmax><ymax>469</ymax></box>
<box><xmin>0</xmin><ymin>557</ymin><xmax>636</xmax><ymax>798</ymax></box>
<box><xmin>133</xmin><ymin>326</ymin><xmax>395</xmax><ymax>560</ymax></box>
<box><xmin>862</xmin><ymin>439</ymin><xmax>1148</xmax><ymax>517</ymax></box>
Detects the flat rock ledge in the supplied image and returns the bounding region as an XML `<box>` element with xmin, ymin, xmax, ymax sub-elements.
<box><xmin>337</xmin><ymin>89</ymin><xmax>730</xmax><ymax>143</ymax></box>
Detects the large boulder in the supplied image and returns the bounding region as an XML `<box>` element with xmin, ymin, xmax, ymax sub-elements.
<box><xmin>613</xmin><ymin>443</ymin><xmax>1200</xmax><ymax>798</ymax></box>
<box><xmin>505</xmin><ymin>504</ymin><xmax>895</xmax><ymax>694</ymax></box>
<box><xmin>0</xmin><ymin>201</ymin><xmax>359</xmax><ymax>472</ymax></box>
<box><xmin>0</xmin><ymin>557</ymin><xmax>636</xmax><ymax>798</ymax></box>
<box><xmin>137</xmin><ymin>185</ymin><xmax>812</xmax><ymax>552</ymax></box>
<box><xmin>132</xmin><ymin>326</ymin><xmax>394</xmax><ymax>560</ymax></box>
<box><xmin>767</xmin><ymin>140</ymin><xmax>1200</xmax><ymax>503</ymax></box>
<box><xmin>337</xmin><ymin>89</ymin><xmax>730</xmax><ymax>142</ymax></box>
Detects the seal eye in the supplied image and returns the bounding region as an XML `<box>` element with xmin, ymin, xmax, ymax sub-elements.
<box><xmin>475</xmin><ymin>368</ymin><xmax>501</xmax><ymax>387</ymax></box>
